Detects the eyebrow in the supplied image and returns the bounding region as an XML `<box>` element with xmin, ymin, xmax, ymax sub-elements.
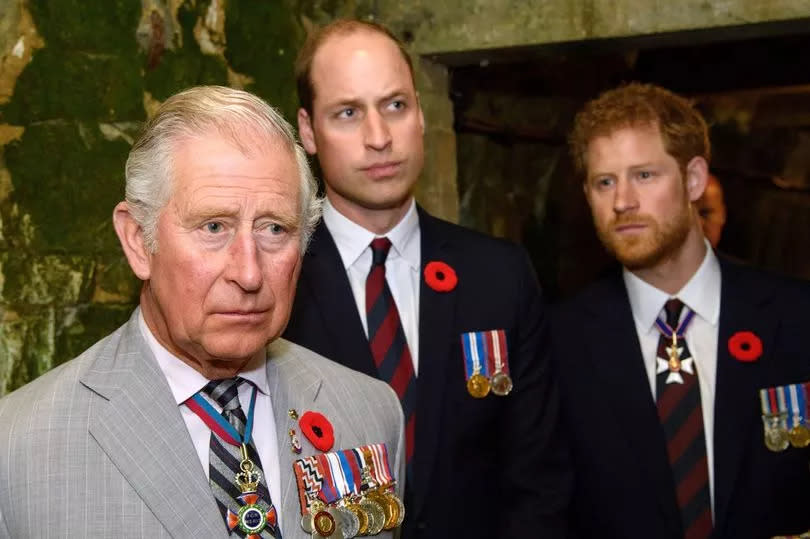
<box><xmin>326</xmin><ymin>89</ymin><xmax>409</xmax><ymax>110</ymax></box>
<box><xmin>183</xmin><ymin>207</ymin><xmax>299</xmax><ymax>228</ymax></box>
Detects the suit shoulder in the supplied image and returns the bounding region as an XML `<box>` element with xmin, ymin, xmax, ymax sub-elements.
<box><xmin>425</xmin><ymin>212</ymin><xmax>524</xmax><ymax>255</ymax></box>
<box><xmin>554</xmin><ymin>272</ymin><xmax>623</xmax><ymax>319</ymax></box>
<box><xmin>721</xmin><ymin>258</ymin><xmax>810</xmax><ymax>306</ymax></box>
<box><xmin>274</xmin><ymin>339</ymin><xmax>400</xmax><ymax>405</ymax></box>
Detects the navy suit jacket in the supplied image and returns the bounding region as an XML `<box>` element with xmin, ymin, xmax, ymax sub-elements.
<box><xmin>284</xmin><ymin>206</ymin><xmax>571</xmax><ymax>539</ymax></box>
<box><xmin>553</xmin><ymin>258</ymin><xmax>810</xmax><ymax>538</ymax></box>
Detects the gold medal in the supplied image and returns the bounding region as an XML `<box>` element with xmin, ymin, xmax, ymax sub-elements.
<box><xmin>368</xmin><ymin>491</ymin><xmax>398</xmax><ymax>530</ymax></box>
<box><xmin>313</xmin><ymin>509</ymin><xmax>337</xmax><ymax>537</ymax></box>
<box><xmin>467</xmin><ymin>373</ymin><xmax>490</xmax><ymax>398</ymax></box>
<box><xmin>491</xmin><ymin>371</ymin><xmax>513</xmax><ymax>396</ymax></box>
<box><xmin>346</xmin><ymin>502</ymin><xmax>369</xmax><ymax>535</ymax></box>
<box><xmin>668</xmin><ymin>332</ymin><xmax>681</xmax><ymax>371</ymax></box>
<box><xmin>360</xmin><ymin>497</ymin><xmax>386</xmax><ymax>535</ymax></box>
<box><xmin>382</xmin><ymin>490</ymin><xmax>405</xmax><ymax>529</ymax></box>
<box><xmin>788</xmin><ymin>424</ymin><xmax>810</xmax><ymax>448</ymax></box>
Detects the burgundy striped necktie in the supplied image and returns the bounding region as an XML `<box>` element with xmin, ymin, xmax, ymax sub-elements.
<box><xmin>365</xmin><ymin>237</ymin><xmax>416</xmax><ymax>482</ymax></box>
<box><xmin>655</xmin><ymin>299</ymin><xmax>713</xmax><ymax>538</ymax></box>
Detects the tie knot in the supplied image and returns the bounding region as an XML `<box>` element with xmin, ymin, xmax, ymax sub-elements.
<box><xmin>664</xmin><ymin>298</ymin><xmax>684</xmax><ymax>328</ymax></box>
<box><xmin>202</xmin><ymin>377</ymin><xmax>244</xmax><ymax>412</ymax></box>
<box><xmin>370</xmin><ymin>237</ymin><xmax>392</xmax><ymax>266</ymax></box>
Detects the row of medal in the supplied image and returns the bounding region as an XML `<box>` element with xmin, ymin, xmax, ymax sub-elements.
<box><xmin>759</xmin><ymin>382</ymin><xmax>810</xmax><ymax>452</ymax></box>
<box><xmin>461</xmin><ymin>329</ymin><xmax>513</xmax><ymax>398</ymax></box>
<box><xmin>294</xmin><ymin>443</ymin><xmax>404</xmax><ymax>538</ymax></box>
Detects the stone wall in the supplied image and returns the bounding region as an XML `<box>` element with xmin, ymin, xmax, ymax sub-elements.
<box><xmin>0</xmin><ymin>0</ymin><xmax>310</xmax><ymax>396</ymax></box>
<box><xmin>2</xmin><ymin>0</ymin><xmax>809</xmax><ymax>394</ymax></box>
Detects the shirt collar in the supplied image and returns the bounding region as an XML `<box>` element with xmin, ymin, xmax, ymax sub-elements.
<box><xmin>139</xmin><ymin>311</ymin><xmax>270</xmax><ymax>405</ymax></box>
<box><xmin>322</xmin><ymin>197</ymin><xmax>420</xmax><ymax>271</ymax></box>
<box><xmin>623</xmin><ymin>239</ymin><xmax>721</xmax><ymax>331</ymax></box>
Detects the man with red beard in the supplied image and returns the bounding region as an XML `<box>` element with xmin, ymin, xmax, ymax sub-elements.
<box><xmin>554</xmin><ymin>83</ymin><xmax>810</xmax><ymax>538</ymax></box>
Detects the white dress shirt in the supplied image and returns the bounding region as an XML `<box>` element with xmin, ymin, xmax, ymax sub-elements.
<box><xmin>623</xmin><ymin>241</ymin><xmax>721</xmax><ymax>513</ymax></box>
<box><xmin>139</xmin><ymin>313</ymin><xmax>283</xmax><ymax>528</ymax></box>
<box><xmin>322</xmin><ymin>197</ymin><xmax>422</xmax><ymax>374</ymax></box>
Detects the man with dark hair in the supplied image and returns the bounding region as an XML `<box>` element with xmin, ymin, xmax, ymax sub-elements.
<box><xmin>284</xmin><ymin>18</ymin><xmax>571</xmax><ymax>539</ymax></box>
<box><xmin>557</xmin><ymin>82</ymin><xmax>810</xmax><ymax>538</ymax></box>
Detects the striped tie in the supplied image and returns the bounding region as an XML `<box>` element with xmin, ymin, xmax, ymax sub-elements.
<box><xmin>655</xmin><ymin>299</ymin><xmax>713</xmax><ymax>538</ymax></box>
<box><xmin>365</xmin><ymin>237</ymin><xmax>416</xmax><ymax>483</ymax></box>
<box><xmin>203</xmin><ymin>378</ymin><xmax>281</xmax><ymax>538</ymax></box>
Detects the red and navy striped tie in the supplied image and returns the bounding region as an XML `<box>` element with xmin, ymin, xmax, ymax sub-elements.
<box><xmin>656</xmin><ymin>299</ymin><xmax>713</xmax><ymax>538</ymax></box>
<box><xmin>365</xmin><ymin>237</ymin><xmax>416</xmax><ymax>483</ymax></box>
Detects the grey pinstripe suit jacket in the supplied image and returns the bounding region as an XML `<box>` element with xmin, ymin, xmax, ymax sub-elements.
<box><xmin>0</xmin><ymin>309</ymin><xmax>405</xmax><ymax>538</ymax></box>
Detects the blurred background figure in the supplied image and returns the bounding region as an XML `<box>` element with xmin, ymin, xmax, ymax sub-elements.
<box><xmin>696</xmin><ymin>174</ymin><xmax>727</xmax><ymax>248</ymax></box>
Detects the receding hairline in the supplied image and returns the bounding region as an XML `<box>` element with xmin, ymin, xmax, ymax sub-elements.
<box><xmin>295</xmin><ymin>19</ymin><xmax>416</xmax><ymax>114</ymax></box>
<box><xmin>311</xmin><ymin>29</ymin><xmax>414</xmax><ymax>104</ymax></box>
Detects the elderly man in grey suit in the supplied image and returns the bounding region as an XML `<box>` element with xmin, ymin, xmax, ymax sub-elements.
<box><xmin>0</xmin><ymin>86</ymin><xmax>404</xmax><ymax>538</ymax></box>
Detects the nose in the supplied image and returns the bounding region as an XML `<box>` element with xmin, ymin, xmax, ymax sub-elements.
<box><xmin>225</xmin><ymin>230</ymin><xmax>263</xmax><ymax>292</ymax></box>
<box><xmin>363</xmin><ymin>110</ymin><xmax>392</xmax><ymax>151</ymax></box>
<box><xmin>613</xmin><ymin>177</ymin><xmax>639</xmax><ymax>214</ymax></box>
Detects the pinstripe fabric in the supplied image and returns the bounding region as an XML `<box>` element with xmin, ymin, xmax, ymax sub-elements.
<box><xmin>0</xmin><ymin>309</ymin><xmax>404</xmax><ymax>538</ymax></box>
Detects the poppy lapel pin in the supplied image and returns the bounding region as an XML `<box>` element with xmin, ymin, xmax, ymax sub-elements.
<box><xmin>299</xmin><ymin>410</ymin><xmax>335</xmax><ymax>452</ymax></box>
<box><xmin>728</xmin><ymin>331</ymin><xmax>763</xmax><ymax>362</ymax></box>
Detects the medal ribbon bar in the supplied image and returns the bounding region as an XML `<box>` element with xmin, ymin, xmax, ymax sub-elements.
<box><xmin>462</xmin><ymin>331</ymin><xmax>489</xmax><ymax>380</ymax></box>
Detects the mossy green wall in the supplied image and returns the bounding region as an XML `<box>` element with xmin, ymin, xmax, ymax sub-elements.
<box><xmin>0</xmin><ymin>0</ymin><xmax>363</xmax><ymax>396</ymax></box>
<box><xmin>3</xmin><ymin>0</ymin><xmax>808</xmax><ymax>395</ymax></box>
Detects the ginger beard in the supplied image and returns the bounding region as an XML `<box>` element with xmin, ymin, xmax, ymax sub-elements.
<box><xmin>593</xmin><ymin>185</ymin><xmax>693</xmax><ymax>271</ymax></box>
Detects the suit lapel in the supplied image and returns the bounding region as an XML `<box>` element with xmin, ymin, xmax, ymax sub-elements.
<box><xmin>267</xmin><ymin>340</ymin><xmax>364</xmax><ymax>534</ymax></box>
<box><xmin>583</xmin><ymin>275</ymin><xmax>681</xmax><ymax>525</ymax></box>
<box><xmin>300</xmin><ymin>221</ymin><xmax>377</xmax><ymax>376</ymax></box>
<box><xmin>413</xmin><ymin>208</ymin><xmax>458</xmax><ymax>516</ymax></box>
<box><xmin>82</xmin><ymin>312</ymin><xmax>224</xmax><ymax>537</ymax></box>
<box><xmin>713</xmin><ymin>260</ymin><xmax>778</xmax><ymax>531</ymax></box>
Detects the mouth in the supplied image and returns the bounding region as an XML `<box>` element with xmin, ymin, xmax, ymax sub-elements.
<box><xmin>214</xmin><ymin>310</ymin><xmax>270</xmax><ymax>323</ymax></box>
<box><xmin>613</xmin><ymin>223</ymin><xmax>648</xmax><ymax>234</ymax></box>
<box><xmin>361</xmin><ymin>161</ymin><xmax>402</xmax><ymax>179</ymax></box>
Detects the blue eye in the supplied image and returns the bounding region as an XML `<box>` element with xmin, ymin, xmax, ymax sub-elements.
<box><xmin>639</xmin><ymin>171</ymin><xmax>653</xmax><ymax>179</ymax></box>
<box><xmin>337</xmin><ymin>108</ymin><xmax>355</xmax><ymax>119</ymax></box>
<box><xmin>268</xmin><ymin>223</ymin><xmax>285</xmax><ymax>235</ymax></box>
<box><xmin>205</xmin><ymin>222</ymin><xmax>223</xmax><ymax>233</ymax></box>
<box><xmin>388</xmin><ymin>100</ymin><xmax>405</xmax><ymax>111</ymax></box>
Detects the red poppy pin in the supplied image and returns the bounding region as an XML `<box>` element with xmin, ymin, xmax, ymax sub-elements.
<box><xmin>424</xmin><ymin>261</ymin><xmax>458</xmax><ymax>292</ymax></box>
<box><xmin>299</xmin><ymin>411</ymin><xmax>334</xmax><ymax>452</ymax></box>
<box><xmin>728</xmin><ymin>331</ymin><xmax>763</xmax><ymax>362</ymax></box>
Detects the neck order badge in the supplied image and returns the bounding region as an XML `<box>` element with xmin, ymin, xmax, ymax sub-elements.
<box><xmin>186</xmin><ymin>382</ymin><xmax>281</xmax><ymax>538</ymax></box>
<box><xmin>654</xmin><ymin>302</ymin><xmax>696</xmax><ymax>385</ymax></box>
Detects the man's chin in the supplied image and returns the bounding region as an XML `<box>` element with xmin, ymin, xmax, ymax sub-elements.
<box><xmin>609</xmin><ymin>240</ymin><xmax>663</xmax><ymax>270</ymax></box>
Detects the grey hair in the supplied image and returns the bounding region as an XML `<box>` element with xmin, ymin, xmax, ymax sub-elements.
<box><xmin>124</xmin><ymin>85</ymin><xmax>322</xmax><ymax>252</ymax></box>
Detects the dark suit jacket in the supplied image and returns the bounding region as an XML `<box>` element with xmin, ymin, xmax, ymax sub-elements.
<box><xmin>553</xmin><ymin>258</ymin><xmax>810</xmax><ymax>538</ymax></box>
<box><xmin>284</xmin><ymin>206</ymin><xmax>571</xmax><ymax>539</ymax></box>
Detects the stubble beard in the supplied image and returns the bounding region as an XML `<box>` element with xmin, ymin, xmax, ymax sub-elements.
<box><xmin>596</xmin><ymin>201</ymin><xmax>693</xmax><ymax>271</ymax></box>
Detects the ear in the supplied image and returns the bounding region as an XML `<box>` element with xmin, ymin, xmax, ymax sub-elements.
<box><xmin>297</xmin><ymin>108</ymin><xmax>317</xmax><ymax>155</ymax></box>
<box><xmin>685</xmin><ymin>156</ymin><xmax>709</xmax><ymax>203</ymax></box>
<box><xmin>113</xmin><ymin>201</ymin><xmax>152</xmax><ymax>281</ymax></box>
